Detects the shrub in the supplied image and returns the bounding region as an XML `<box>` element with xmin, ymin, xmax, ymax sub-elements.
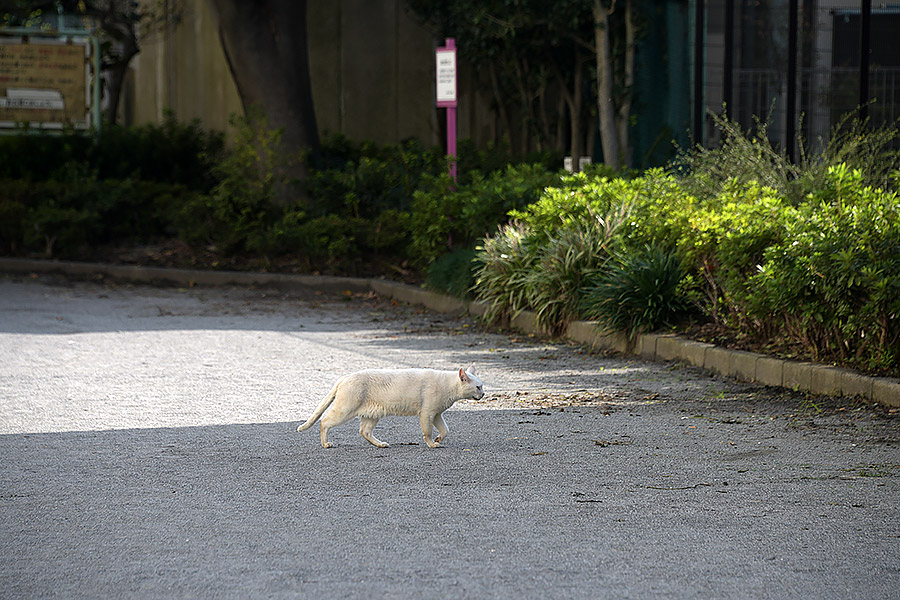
<box><xmin>799</xmin><ymin>111</ymin><xmax>900</xmax><ymax>194</ymax></box>
<box><xmin>174</xmin><ymin>111</ymin><xmax>298</xmax><ymax>254</ymax></box>
<box><xmin>410</xmin><ymin>164</ymin><xmax>562</xmax><ymax>267</ymax></box>
<box><xmin>673</xmin><ymin>109</ymin><xmax>900</xmax><ymax>203</ymax></box>
<box><xmin>582</xmin><ymin>246</ymin><xmax>691</xmax><ymax>339</ymax></box>
<box><xmin>0</xmin><ymin>198</ymin><xmax>27</xmax><ymax>253</ymax></box>
<box><xmin>523</xmin><ymin>219</ymin><xmax>617</xmax><ymax>335</ymax></box>
<box><xmin>746</xmin><ymin>166</ymin><xmax>900</xmax><ymax>371</ymax></box>
<box><xmin>473</xmin><ymin>206</ymin><xmax>623</xmax><ymax>334</ymax></box>
<box><xmin>425</xmin><ymin>248</ymin><xmax>479</xmax><ymax>298</ymax></box>
<box><xmin>672</xmin><ymin>111</ymin><xmax>798</xmax><ymax>202</ymax></box>
<box><xmin>0</xmin><ymin>112</ymin><xmax>223</xmax><ymax>190</ymax></box>
<box><xmin>0</xmin><ymin>174</ymin><xmax>201</xmax><ymax>258</ymax></box>
<box><xmin>676</xmin><ymin>179</ymin><xmax>788</xmax><ymax>325</ymax></box>
<box><xmin>303</xmin><ymin>136</ymin><xmax>444</xmax><ymax>219</ymax></box>
<box><xmin>92</xmin><ymin>113</ymin><xmax>224</xmax><ymax>190</ymax></box>
<box><xmin>464</xmin><ymin>110</ymin><xmax>900</xmax><ymax>374</ymax></box>
<box><xmin>472</xmin><ymin>223</ymin><xmax>540</xmax><ymax>325</ymax></box>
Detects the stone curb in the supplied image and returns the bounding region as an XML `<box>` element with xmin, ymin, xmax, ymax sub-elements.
<box><xmin>0</xmin><ymin>258</ymin><xmax>371</xmax><ymax>294</ymax></box>
<box><xmin>3</xmin><ymin>258</ymin><xmax>897</xmax><ymax>408</ymax></box>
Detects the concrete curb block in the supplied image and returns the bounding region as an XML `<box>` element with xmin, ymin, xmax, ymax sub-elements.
<box><xmin>755</xmin><ymin>357</ymin><xmax>784</xmax><ymax>388</ymax></box>
<box><xmin>510</xmin><ymin>310</ymin><xmax>543</xmax><ymax>336</ymax></box>
<box><xmin>3</xmin><ymin>258</ymin><xmax>897</xmax><ymax>408</ymax></box>
<box><xmin>0</xmin><ymin>258</ymin><xmax>371</xmax><ymax>294</ymax></box>
<box><xmin>565</xmin><ymin>321</ymin><xmax>630</xmax><ymax>354</ymax></box>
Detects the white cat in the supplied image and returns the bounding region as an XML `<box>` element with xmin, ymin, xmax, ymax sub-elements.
<box><xmin>297</xmin><ymin>366</ymin><xmax>485</xmax><ymax>448</ymax></box>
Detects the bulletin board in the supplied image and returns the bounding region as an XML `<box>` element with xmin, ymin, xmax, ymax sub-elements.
<box><xmin>0</xmin><ymin>36</ymin><xmax>92</xmax><ymax>129</ymax></box>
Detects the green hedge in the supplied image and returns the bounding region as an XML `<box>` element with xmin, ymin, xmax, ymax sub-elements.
<box><xmin>473</xmin><ymin>164</ymin><xmax>900</xmax><ymax>373</ymax></box>
<box><xmin>0</xmin><ymin>113</ymin><xmax>223</xmax><ymax>190</ymax></box>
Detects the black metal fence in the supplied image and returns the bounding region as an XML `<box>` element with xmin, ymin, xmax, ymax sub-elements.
<box><xmin>695</xmin><ymin>0</ymin><xmax>900</xmax><ymax>157</ymax></box>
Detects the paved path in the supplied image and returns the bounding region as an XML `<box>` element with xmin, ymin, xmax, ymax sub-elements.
<box><xmin>1</xmin><ymin>274</ymin><xmax>898</xmax><ymax>599</ymax></box>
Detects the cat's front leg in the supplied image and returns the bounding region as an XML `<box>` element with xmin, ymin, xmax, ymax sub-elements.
<box><xmin>419</xmin><ymin>412</ymin><xmax>441</xmax><ymax>448</ymax></box>
<box><xmin>433</xmin><ymin>413</ymin><xmax>449</xmax><ymax>444</ymax></box>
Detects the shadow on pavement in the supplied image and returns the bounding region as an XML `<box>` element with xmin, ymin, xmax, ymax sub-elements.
<box><xmin>2</xmin><ymin>411</ymin><xmax>898</xmax><ymax>599</ymax></box>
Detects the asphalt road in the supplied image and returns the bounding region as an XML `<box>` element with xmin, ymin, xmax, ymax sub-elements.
<box><xmin>1</xmin><ymin>274</ymin><xmax>898</xmax><ymax>599</ymax></box>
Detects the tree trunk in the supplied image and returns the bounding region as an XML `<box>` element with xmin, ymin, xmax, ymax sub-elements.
<box><xmin>512</xmin><ymin>55</ymin><xmax>533</xmax><ymax>156</ymax></box>
<box><xmin>207</xmin><ymin>0</ymin><xmax>319</xmax><ymax>165</ymax></box>
<box><xmin>552</xmin><ymin>52</ymin><xmax>586</xmax><ymax>162</ymax></box>
<box><xmin>616</xmin><ymin>0</ymin><xmax>635</xmax><ymax>167</ymax></box>
<box><xmin>593</xmin><ymin>0</ymin><xmax>619</xmax><ymax>169</ymax></box>
<box><xmin>568</xmin><ymin>55</ymin><xmax>584</xmax><ymax>161</ymax></box>
<box><xmin>98</xmin><ymin>11</ymin><xmax>139</xmax><ymax>125</ymax></box>
<box><xmin>103</xmin><ymin>40</ymin><xmax>138</xmax><ymax>125</ymax></box>
<box><xmin>488</xmin><ymin>61</ymin><xmax>513</xmax><ymax>148</ymax></box>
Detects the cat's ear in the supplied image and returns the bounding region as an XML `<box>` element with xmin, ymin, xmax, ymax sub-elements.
<box><xmin>466</xmin><ymin>365</ymin><xmax>476</xmax><ymax>375</ymax></box>
<box><xmin>458</xmin><ymin>368</ymin><xmax>470</xmax><ymax>382</ymax></box>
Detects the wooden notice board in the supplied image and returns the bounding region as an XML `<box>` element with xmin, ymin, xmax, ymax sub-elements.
<box><xmin>0</xmin><ymin>37</ymin><xmax>90</xmax><ymax>128</ymax></box>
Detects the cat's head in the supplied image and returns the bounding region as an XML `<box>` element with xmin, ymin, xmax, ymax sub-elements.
<box><xmin>458</xmin><ymin>366</ymin><xmax>485</xmax><ymax>400</ymax></box>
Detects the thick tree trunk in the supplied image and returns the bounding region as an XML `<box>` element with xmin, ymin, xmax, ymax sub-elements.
<box><xmin>103</xmin><ymin>43</ymin><xmax>137</xmax><ymax>125</ymax></box>
<box><xmin>207</xmin><ymin>0</ymin><xmax>319</xmax><ymax>163</ymax></box>
<box><xmin>99</xmin><ymin>13</ymin><xmax>139</xmax><ymax>125</ymax></box>
<box><xmin>593</xmin><ymin>0</ymin><xmax>619</xmax><ymax>169</ymax></box>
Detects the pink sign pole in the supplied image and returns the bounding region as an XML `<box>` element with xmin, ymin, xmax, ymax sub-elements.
<box><xmin>435</xmin><ymin>37</ymin><xmax>458</xmax><ymax>182</ymax></box>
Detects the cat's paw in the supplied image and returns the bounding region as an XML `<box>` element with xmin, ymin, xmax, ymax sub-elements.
<box><xmin>322</xmin><ymin>442</ymin><xmax>334</xmax><ymax>449</ymax></box>
<box><xmin>426</xmin><ymin>440</ymin><xmax>442</xmax><ymax>448</ymax></box>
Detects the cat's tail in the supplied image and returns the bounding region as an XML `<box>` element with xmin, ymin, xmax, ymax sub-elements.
<box><xmin>297</xmin><ymin>379</ymin><xmax>341</xmax><ymax>432</ymax></box>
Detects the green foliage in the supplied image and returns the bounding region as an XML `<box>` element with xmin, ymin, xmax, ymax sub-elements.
<box><xmin>522</xmin><ymin>219</ymin><xmax>619</xmax><ymax>335</ymax></box>
<box><xmin>211</xmin><ymin>111</ymin><xmax>292</xmax><ymax>252</ymax></box>
<box><xmin>673</xmin><ymin>179</ymin><xmax>788</xmax><ymax>324</ymax></box>
<box><xmin>673</xmin><ymin>111</ymin><xmax>798</xmax><ymax>201</ymax></box>
<box><xmin>472</xmin><ymin>223</ymin><xmax>540</xmax><ymax>325</ymax></box>
<box><xmin>746</xmin><ymin>167</ymin><xmax>900</xmax><ymax>371</ymax></box>
<box><xmin>510</xmin><ymin>170</ymin><xmax>637</xmax><ymax>242</ymax></box>
<box><xmin>410</xmin><ymin>164</ymin><xmax>562</xmax><ymax>267</ymax></box>
<box><xmin>472</xmin><ymin>170</ymin><xmax>646</xmax><ymax>332</ymax></box>
<box><xmin>0</xmin><ymin>198</ymin><xmax>27</xmax><ymax>253</ymax></box>
<box><xmin>303</xmin><ymin>135</ymin><xmax>445</xmax><ymax>219</ymax></box>
<box><xmin>0</xmin><ymin>112</ymin><xmax>223</xmax><ymax>190</ymax></box>
<box><xmin>582</xmin><ymin>246</ymin><xmax>690</xmax><ymax>339</ymax></box>
<box><xmin>0</xmin><ymin>170</ymin><xmax>198</xmax><ymax>258</ymax></box>
<box><xmin>799</xmin><ymin>111</ymin><xmax>900</xmax><ymax>194</ymax></box>
<box><xmin>95</xmin><ymin>114</ymin><xmax>225</xmax><ymax>190</ymax></box>
<box><xmin>425</xmin><ymin>248</ymin><xmax>479</xmax><ymax>298</ymax></box>
<box><xmin>674</xmin><ymin>109</ymin><xmax>900</xmax><ymax>203</ymax></box>
<box><xmin>4</xmin><ymin>107</ymin><xmax>895</xmax><ymax>374</ymax></box>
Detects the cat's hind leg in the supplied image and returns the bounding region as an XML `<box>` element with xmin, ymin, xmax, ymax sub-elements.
<box><xmin>319</xmin><ymin>406</ymin><xmax>355</xmax><ymax>448</ymax></box>
<box><xmin>433</xmin><ymin>413</ymin><xmax>449</xmax><ymax>444</ymax></box>
<box><xmin>359</xmin><ymin>417</ymin><xmax>389</xmax><ymax>448</ymax></box>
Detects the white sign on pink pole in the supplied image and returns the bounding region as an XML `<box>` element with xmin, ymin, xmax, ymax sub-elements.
<box><xmin>435</xmin><ymin>38</ymin><xmax>457</xmax><ymax>181</ymax></box>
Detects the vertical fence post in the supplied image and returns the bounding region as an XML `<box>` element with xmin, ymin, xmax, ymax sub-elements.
<box><xmin>692</xmin><ymin>0</ymin><xmax>705</xmax><ymax>144</ymax></box>
<box><xmin>786</xmin><ymin>0</ymin><xmax>798</xmax><ymax>162</ymax></box>
<box><xmin>723</xmin><ymin>0</ymin><xmax>734</xmax><ymax>112</ymax></box>
<box><xmin>859</xmin><ymin>0</ymin><xmax>871</xmax><ymax>122</ymax></box>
